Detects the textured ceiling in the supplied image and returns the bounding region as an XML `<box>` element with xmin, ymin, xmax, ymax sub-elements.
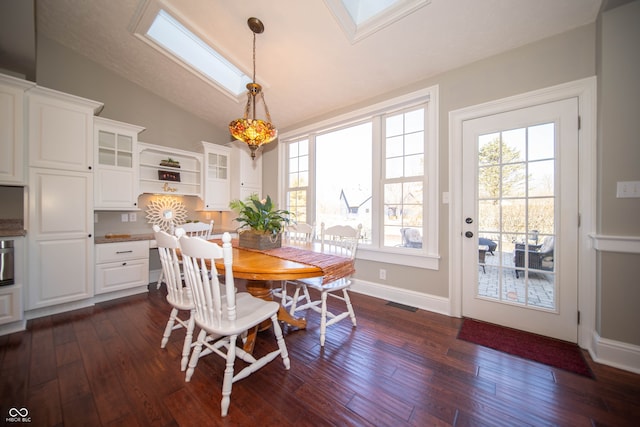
<box><xmin>35</xmin><ymin>0</ymin><xmax>602</xmax><ymax>135</ymax></box>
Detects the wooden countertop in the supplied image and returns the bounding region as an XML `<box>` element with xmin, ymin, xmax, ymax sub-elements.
<box><xmin>94</xmin><ymin>229</ymin><xmax>237</xmax><ymax>244</ymax></box>
<box><xmin>94</xmin><ymin>233</ymin><xmax>154</xmax><ymax>244</ymax></box>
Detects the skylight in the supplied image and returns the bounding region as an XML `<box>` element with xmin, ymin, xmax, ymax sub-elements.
<box><xmin>324</xmin><ymin>0</ymin><xmax>430</xmax><ymax>43</ymax></box>
<box><xmin>341</xmin><ymin>0</ymin><xmax>399</xmax><ymax>25</ymax></box>
<box><xmin>136</xmin><ymin>8</ymin><xmax>250</xmax><ymax>98</ymax></box>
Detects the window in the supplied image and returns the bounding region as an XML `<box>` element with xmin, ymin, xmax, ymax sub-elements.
<box><xmin>383</xmin><ymin>108</ymin><xmax>425</xmax><ymax>248</ymax></box>
<box><xmin>133</xmin><ymin>4</ymin><xmax>251</xmax><ymax>98</ymax></box>
<box><xmin>287</xmin><ymin>139</ymin><xmax>310</xmax><ymax>223</ymax></box>
<box><xmin>316</xmin><ymin>122</ymin><xmax>372</xmax><ymax>242</ymax></box>
<box><xmin>280</xmin><ymin>86</ymin><xmax>439</xmax><ymax>269</ymax></box>
<box><xmin>324</xmin><ymin>0</ymin><xmax>431</xmax><ymax>43</ymax></box>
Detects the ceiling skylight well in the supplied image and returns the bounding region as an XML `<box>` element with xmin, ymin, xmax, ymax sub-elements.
<box><xmin>324</xmin><ymin>0</ymin><xmax>430</xmax><ymax>43</ymax></box>
<box><xmin>133</xmin><ymin>5</ymin><xmax>250</xmax><ymax>98</ymax></box>
<box><xmin>342</xmin><ymin>0</ymin><xmax>399</xmax><ymax>24</ymax></box>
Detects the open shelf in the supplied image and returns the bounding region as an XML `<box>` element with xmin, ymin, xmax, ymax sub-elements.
<box><xmin>138</xmin><ymin>142</ymin><xmax>202</xmax><ymax>197</ymax></box>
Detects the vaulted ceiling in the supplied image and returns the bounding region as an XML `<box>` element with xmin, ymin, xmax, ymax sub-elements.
<box><xmin>16</xmin><ymin>0</ymin><xmax>607</xmax><ymax>134</ymax></box>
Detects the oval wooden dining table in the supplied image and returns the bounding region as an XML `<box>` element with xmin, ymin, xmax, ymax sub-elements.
<box><xmin>212</xmin><ymin>243</ymin><xmax>322</xmax><ymax>330</ymax></box>
<box><xmin>181</xmin><ymin>238</ymin><xmax>354</xmax><ymax>353</ymax></box>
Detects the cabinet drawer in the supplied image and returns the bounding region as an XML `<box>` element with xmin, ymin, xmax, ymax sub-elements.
<box><xmin>95</xmin><ymin>258</ymin><xmax>149</xmax><ymax>294</ymax></box>
<box><xmin>96</xmin><ymin>241</ymin><xmax>149</xmax><ymax>263</ymax></box>
<box><xmin>0</xmin><ymin>285</ymin><xmax>23</xmax><ymax>325</ymax></box>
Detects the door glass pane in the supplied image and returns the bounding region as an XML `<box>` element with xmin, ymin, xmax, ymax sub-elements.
<box><xmin>477</xmin><ymin>123</ymin><xmax>556</xmax><ymax>310</ymax></box>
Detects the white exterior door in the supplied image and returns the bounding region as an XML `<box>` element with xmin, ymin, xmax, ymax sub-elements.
<box><xmin>461</xmin><ymin>98</ymin><xmax>579</xmax><ymax>342</ymax></box>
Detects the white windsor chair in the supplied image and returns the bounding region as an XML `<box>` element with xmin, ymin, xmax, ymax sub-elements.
<box><xmin>156</xmin><ymin>220</ymin><xmax>214</xmax><ymax>289</ymax></box>
<box><xmin>153</xmin><ymin>225</ymin><xmax>195</xmax><ymax>371</ymax></box>
<box><xmin>275</xmin><ymin>222</ymin><xmax>316</xmax><ymax>308</ymax></box>
<box><xmin>180</xmin><ymin>220</ymin><xmax>214</xmax><ymax>239</ymax></box>
<box><xmin>283</xmin><ymin>222</ymin><xmax>362</xmax><ymax>347</ymax></box>
<box><xmin>178</xmin><ymin>231</ymin><xmax>290</xmax><ymax>417</ymax></box>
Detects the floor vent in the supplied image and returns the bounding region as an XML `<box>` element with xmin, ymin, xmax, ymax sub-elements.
<box><xmin>386</xmin><ymin>301</ymin><xmax>418</xmax><ymax>312</ymax></box>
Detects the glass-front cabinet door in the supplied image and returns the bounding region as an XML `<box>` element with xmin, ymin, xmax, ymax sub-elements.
<box><xmin>98</xmin><ymin>129</ymin><xmax>133</xmax><ymax>168</ymax></box>
<box><xmin>202</xmin><ymin>141</ymin><xmax>231</xmax><ymax>210</ymax></box>
<box><xmin>94</xmin><ymin>117</ymin><xmax>144</xmax><ymax>210</ymax></box>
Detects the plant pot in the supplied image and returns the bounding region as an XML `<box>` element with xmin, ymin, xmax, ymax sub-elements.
<box><xmin>238</xmin><ymin>229</ymin><xmax>282</xmax><ymax>250</ymax></box>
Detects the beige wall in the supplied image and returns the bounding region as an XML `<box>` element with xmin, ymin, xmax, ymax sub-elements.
<box><xmin>36</xmin><ymin>35</ymin><xmax>229</xmax><ymax>153</ymax></box>
<box><xmin>596</xmin><ymin>1</ymin><xmax>640</xmax><ymax>345</ymax></box>
<box><xmin>28</xmin><ymin>5</ymin><xmax>640</xmax><ymax>348</ymax></box>
<box><xmin>266</xmin><ymin>23</ymin><xmax>597</xmax><ymax>297</ymax></box>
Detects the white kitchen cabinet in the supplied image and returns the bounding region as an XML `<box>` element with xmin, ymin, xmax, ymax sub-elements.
<box><xmin>0</xmin><ymin>74</ymin><xmax>34</xmax><ymax>185</ymax></box>
<box><xmin>94</xmin><ymin>117</ymin><xmax>145</xmax><ymax>210</ymax></box>
<box><xmin>230</xmin><ymin>140</ymin><xmax>262</xmax><ymax>201</ymax></box>
<box><xmin>95</xmin><ymin>241</ymin><xmax>149</xmax><ymax>294</ymax></box>
<box><xmin>139</xmin><ymin>142</ymin><xmax>202</xmax><ymax>197</ymax></box>
<box><xmin>0</xmin><ymin>285</ymin><xmax>22</xmax><ymax>326</ymax></box>
<box><xmin>27</xmin><ymin>168</ymin><xmax>94</xmax><ymax>310</ymax></box>
<box><xmin>26</xmin><ymin>85</ymin><xmax>100</xmax><ymax>311</ymax></box>
<box><xmin>0</xmin><ymin>237</ymin><xmax>24</xmax><ymax>328</ymax></box>
<box><xmin>202</xmin><ymin>141</ymin><xmax>231</xmax><ymax>210</ymax></box>
<box><xmin>27</xmin><ymin>85</ymin><xmax>102</xmax><ymax>172</ymax></box>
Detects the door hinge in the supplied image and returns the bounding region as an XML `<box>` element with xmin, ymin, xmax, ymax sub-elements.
<box><xmin>578</xmin><ymin>115</ymin><xmax>581</xmax><ymax>130</ymax></box>
<box><xmin>577</xmin><ymin>311</ymin><xmax>581</xmax><ymax>325</ymax></box>
<box><xmin>578</xmin><ymin>213</ymin><xmax>581</xmax><ymax>227</ymax></box>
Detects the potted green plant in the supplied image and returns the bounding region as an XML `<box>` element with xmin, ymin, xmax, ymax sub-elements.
<box><xmin>229</xmin><ymin>194</ymin><xmax>293</xmax><ymax>250</ymax></box>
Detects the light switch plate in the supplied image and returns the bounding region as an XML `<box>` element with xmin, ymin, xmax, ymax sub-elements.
<box><xmin>616</xmin><ymin>181</ymin><xmax>640</xmax><ymax>198</ymax></box>
<box><xmin>121</xmin><ymin>213</ymin><xmax>129</xmax><ymax>222</ymax></box>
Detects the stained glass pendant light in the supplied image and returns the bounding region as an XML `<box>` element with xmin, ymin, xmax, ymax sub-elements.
<box><xmin>229</xmin><ymin>17</ymin><xmax>277</xmax><ymax>159</ymax></box>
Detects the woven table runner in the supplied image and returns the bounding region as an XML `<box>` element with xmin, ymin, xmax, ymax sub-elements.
<box><xmin>232</xmin><ymin>241</ymin><xmax>355</xmax><ymax>284</ymax></box>
<box><xmin>265</xmin><ymin>246</ymin><xmax>355</xmax><ymax>284</ymax></box>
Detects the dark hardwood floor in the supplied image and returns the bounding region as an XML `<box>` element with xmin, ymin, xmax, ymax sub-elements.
<box><xmin>1</xmin><ymin>282</ymin><xmax>639</xmax><ymax>427</ymax></box>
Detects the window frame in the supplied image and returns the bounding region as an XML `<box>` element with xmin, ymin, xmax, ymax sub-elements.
<box><xmin>278</xmin><ymin>85</ymin><xmax>439</xmax><ymax>269</ymax></box>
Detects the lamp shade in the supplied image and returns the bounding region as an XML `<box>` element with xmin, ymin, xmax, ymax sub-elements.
<box><xmin>229</xmin><ymin>118</ymin><xmax>277</xmax><ymax>146</ymax></box>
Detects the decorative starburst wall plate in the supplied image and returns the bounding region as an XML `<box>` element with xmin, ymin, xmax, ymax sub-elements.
<box><xmin>146</xmin><ymin>196</ymin><xmax>188</xmax><ymax>232</ymax></box>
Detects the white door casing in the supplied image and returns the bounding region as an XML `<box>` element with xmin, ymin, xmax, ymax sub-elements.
<box><xmin>449</xmin><ymin>77</ymin><xmax>597</xmax><ymax>348</ymax></box>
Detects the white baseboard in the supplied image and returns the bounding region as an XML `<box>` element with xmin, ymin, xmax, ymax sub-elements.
<box><xmin>351</xmin><ymin>279</ymin><xmax>450</xmax><ymax>315</ymax></box>
<box><xmin>23</xmin><ymin>286</ymin><xmax>149</xmax><ymax>322</ymax></box>
<box><xmin>25</xmin><ymin>299</ymin><xmax>95</xmax><ymax>320</ymax></box>
<box><xmin>91</xmin><ymin>286</ymin><xmax>149</xmax><ymax>304</ymax></box>
<box><xmin>0</xmin><ymin>319</ymin><xmax>26</xmax><ymax>335</ymax></box>
<box><xmin>589</xmin><ymin>331</ymin><xmax>640</xmax><ymax>375</ymax></box>
<box><xmin>149</xmin><ymin>268</ymin><xmax>162</xmax><ymax>285</ymax></box>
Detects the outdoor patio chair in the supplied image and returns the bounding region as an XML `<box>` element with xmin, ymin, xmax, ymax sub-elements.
<box><xmin>514</xmin><ymin>236</ymin><xmax>554</xmax><ymax>278</ymax></box>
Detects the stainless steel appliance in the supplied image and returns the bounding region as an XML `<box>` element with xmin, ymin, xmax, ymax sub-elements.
<box><xmin>0</xmin><ymin>240</ymin><xmax>14</xmax><ymax>286</ymax></box>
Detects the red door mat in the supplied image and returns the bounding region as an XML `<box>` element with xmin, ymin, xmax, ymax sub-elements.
<box><xmin>458</xmin><ymin>318</ymin><xmax>594</xmax><ymax>378</ymax></box>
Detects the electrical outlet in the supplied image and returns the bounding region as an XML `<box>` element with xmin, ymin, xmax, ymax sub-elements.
<box><xmin>379</xmin><ymin>269</ymin><xmax>387</xmax><ymax>280</ymax></box>
<box><xmin>129</xmin><ymin>212</ymin><xmax>137</xmax><ymax>222</ymax></box>
<box><xmin>121</xmin><ymin>213</ymin><xmax>129</xmax><ymax>222</ymax></box>
<box><xmin>616</xmin><ymin>181</ymin><xmax>640</xmax><ymax>198</ymax></box>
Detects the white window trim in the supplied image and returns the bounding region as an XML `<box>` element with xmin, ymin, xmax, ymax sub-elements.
<box><xmin>278</xmin><ymin>85</ymin><xmax>439</xmax><ymax>269</ymax></box>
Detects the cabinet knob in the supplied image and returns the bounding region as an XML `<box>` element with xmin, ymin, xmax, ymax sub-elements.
<box><xmin>88</xmin><ymin>166</ymin><xmax>92</xmax><ymax>170</ymax></box>
<box><xmin>88</xmin><ymin>234</ymin><xmax>92</xmax><ymax>238</ymax></box>
<box><xmin>122</xmin><ymin>262</ymin><xmax>127</xmax><ymax>266</ymax></box>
